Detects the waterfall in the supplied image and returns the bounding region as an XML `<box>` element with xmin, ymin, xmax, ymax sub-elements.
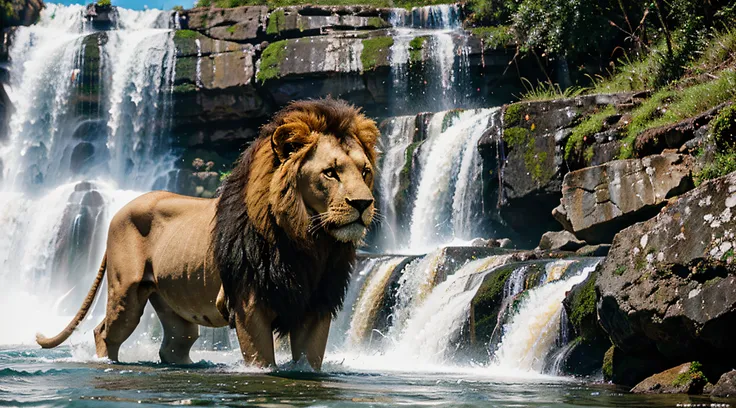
<box><xmin>492</xmin><ymin>261</ymin><xmax>600</xmax><ymax>373</ymax></box>
<box><xmin>377</xmin><ymin>116</ymin><xmax>414</xmax><ymax>248</ymax></box>
<box><xmin>0</xmin><ymin>5</ymin><xmax>177</xmax><ymax>346</ymax></box>
<box><xmin>407</xmin><ymin>109</ymin><xmax>495</xmax><ymax>251</ymax></box>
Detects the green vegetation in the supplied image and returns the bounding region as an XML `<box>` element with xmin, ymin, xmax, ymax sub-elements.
<box><xmin>219</xmin><ymin>170</ymin><xmax>232</xmax><ymax>182</ymax></box>
<box><xmin>173</xmin><ymin>83</ymin><xmax>197</xmax><ymax>93</ymax></box>
<box><xmin>565</xmin><ymin>105</ymin><xmax>615</xmax><ymax>162</ymax></box>
<box><xmin>673</xmin><ymin>362</ymin><xmax>708</xmax><ymax>387</ymax></box>
<box><xmin>567</xmin><ymin>274</ymin><xmax>597</xmax><ymax>340</ymax></box>
<box><xmin>96</xmin><ymin>0</ymin><xmax>112</xmax><ymax>7</ymax></box>
<box><xmin>602</xmin><ymin>346</ymin><xmax>614</xmax><ymax>381</ymax></box>
<box><xmin>266</xmin><ymin>9</ymin><xmax>285</xmax><ymax>35</ymax></box>
<box><xmin>256</xmin><ymin>40</ymin><xmax>288</xmax><ymax>83</ymax></box>
<box><xmin>519</xmin><ymin>79</ymin><xmax>585</xmax><ymax>102</ymax></box>
<box><xmin>441</xmin><ymin>109</ymin><xmax>463</xmax><ymax>132</ymax></box>
<box><xmin>1</xmin><ymin>0</ymin><xmax>17</xmax><ymax>24</ymax></box>
<box><xmin>408</xmin><ymin>36</ymin><xmax>426</xmax><ymax>63</ymax></box>
<box><xmin>695</xmin><ymin>150</ymin><xmax>736</xmax><ymax>186</ymax></box>
<box><xmin>695</xmin><ymin>105</ymin><xmax>736</xmax><ymax>185</ymax></box>
<box><xmin>619</xmin><ymin>70</ymin><xmax>736</xmax><ymax>159</ymax></box>
<box><xmin>361</xmin><ymin>36</ymin><xmax>393</xmax><ymax>71</ymax></box>
<box><xmin>469</xmin><ymin>26</ymin><xmax>513</xmax><ymax>50</ymax></box>
<box><xmin>367</xmin><ymin>16</ymin><xmax>389</xmax><ymax>28</ymax></box>
<box><xmin>174</xmin><ymin>29</ymin><xmax>199</xmax><ymax>39</ymax></box>
<box><xmin>197</xmin><ymin>0</ymin><xmax>455</xmax><ymax>10</ymax></box>
<box><xmin>503</xmin><ymin>103</ymin><xmax>523</xmax><ymax>126</ymax></box>
<box><xmin>503</xmin><ymin>126</ymin><xmax>551</xmax><ymax>183</ymax></box>
<box><xmin>226</xmin><ymin>25</ymin><xmax>237</xmax><ymax>34</ymax></box>
<box><xmin>471</xmin><ymin>266</ymin><xmax>515</xmax><ymax>344</ymax></box>
<box><xmin>172</xmin><ymin>5</ymin><xmax>184</xmax><ymax>11</ymax></box>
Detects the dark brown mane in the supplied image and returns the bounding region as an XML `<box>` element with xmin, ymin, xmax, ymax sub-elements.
<box><xmin>212</xmin><ymin>98</ymin><xmax>376</xmax><ymax>334</ymax></box>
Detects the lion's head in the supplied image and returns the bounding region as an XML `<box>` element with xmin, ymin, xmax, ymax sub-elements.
<box><xmin>241</xmin><ymin>98</ymin><xmax>379</xmax><ymax>245</ymax></box>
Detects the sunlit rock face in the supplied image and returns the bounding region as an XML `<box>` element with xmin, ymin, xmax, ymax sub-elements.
<box><xmin>597</xmin><ymin>171</ymin><xmax>736</xmax><ymax>383</ymax></box>
<box><xmin>555</xmin><ymin>152</ymin><xmax>695</xmax><ymax>244</ymax></box>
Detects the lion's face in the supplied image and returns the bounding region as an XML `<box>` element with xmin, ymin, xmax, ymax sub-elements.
<box><xmin>298</xmin><ymin>135</ymin><xmax>375</xmax><ymax>243</ymax></box>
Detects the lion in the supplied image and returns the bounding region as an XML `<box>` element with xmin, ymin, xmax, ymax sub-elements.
<box><xmin>36</xmin><ymin>99</ymin><xmax>379</xmax><ymax>370</ymax></box>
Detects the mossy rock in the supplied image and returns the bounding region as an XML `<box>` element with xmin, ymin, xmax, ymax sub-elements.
<box><xmin>361</xmin><ymin>36</ymin><xmax>393</xmax><ymax>71</ymax></box>
<box><xmin>631</xmin><ymin>362</ymin><xmax>709</xmax><ymax>394</ymax></box>
<box><xmin>257</xmin><ymin>40</ymin><xmax>288</xmax><ymax>83</ymax></box>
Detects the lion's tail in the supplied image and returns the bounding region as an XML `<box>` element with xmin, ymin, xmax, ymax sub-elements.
<box><xmin>36</xmin><ymin>254</ymin><xmax>107</xmax><ymax>349</ymax></box>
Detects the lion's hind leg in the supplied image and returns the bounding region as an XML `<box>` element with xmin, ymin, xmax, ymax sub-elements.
<box><xmin>149</xmin><ymin>293</ymin><xmax>199</xmax><ymax>365</ymax></box>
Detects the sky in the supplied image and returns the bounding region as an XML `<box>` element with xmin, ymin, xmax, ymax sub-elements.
<box><xmin>50</xmin><ymin>0</ymin><xmax>196</xmax><ymax>11</ymax></box>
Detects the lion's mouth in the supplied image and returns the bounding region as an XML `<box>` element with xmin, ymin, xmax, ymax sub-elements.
<box><xmin>328</xmin><ymin>220</ymin><xmax>366</xmax><ymax>242</ymax></box>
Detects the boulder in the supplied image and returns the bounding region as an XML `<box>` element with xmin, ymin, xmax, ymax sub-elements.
<box><xmin>597</xmin><ymin>171</ymin><xmax>736</xmax><ymax>382</ymax></box>
<box><xmin>555</xmin><ymin>152</ymin><xmax>694</xmax><ymax>244</ymax></box>
<box><xmin>631</xmin><ymin>362</ymin><xmax>709</xmax><ymax>394</ymax></box>
<box><xmin>602</xmin><ymin>346</ymin><xmax>668</xmax><ymax>386</ymax></box>
<box><xmin>2</xmin><ymin>0</ymin><xmax>43</xmax><ymax>27</ymax></box>
<box><xmin>493</xmin><ymin>92</ymin><xmax>638</xmax><ymax>246</ymax></box>
<box><xmin>185</xmin><ymin>6</ymin><xmax>268</xmax><ymax>42</ymax></box>
<box><xmin>575</xmin><ymin>244</ymin><xmax>611</xmax><ymax>257</ymax></box>
<box><xmin>711</xmin><ymin>370</ymin><xmax>736</xmax><ymax>398</ymax></box>
<box><xmin>538</xmin><ymin>230</ymin><xmax>585</xmax><ymax>251</ymax></box>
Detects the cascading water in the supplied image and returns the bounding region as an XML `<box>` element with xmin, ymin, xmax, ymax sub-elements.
<box><xmin>492</xmin><ymin>261</ymin><xmax>601</xmax><ymax>373</ymax></box>
<box><xmin>0</xmin><ymin>4</ymin><xmax>177</xmax><ymax>347</ymax></box>
<box><xmin>408</xmin><ymin>108</ymin><xmax>496</xmax><ymax>251</ymax></box>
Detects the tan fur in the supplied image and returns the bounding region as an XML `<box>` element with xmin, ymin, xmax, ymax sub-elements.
<box><xmin>36</xmin><ymin>100</ymin><xmax>379</xmax><ymax>370</ymax></box>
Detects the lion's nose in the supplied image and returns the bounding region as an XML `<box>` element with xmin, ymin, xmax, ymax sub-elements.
<box><xmin>346</xmin><ymin>198</ymin><xmax>373</xmax><ymax>213</ymax></box>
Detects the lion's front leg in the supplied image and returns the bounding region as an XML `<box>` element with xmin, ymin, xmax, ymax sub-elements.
<box><xmin>289</xmin><ymin>313</ymin><xmax>331</xmax><ymax>371</ymax></box>
<box><xmin>233</xmin><ymin>297</ymin><xmax>276</xmax><ymax>368</ymax></box>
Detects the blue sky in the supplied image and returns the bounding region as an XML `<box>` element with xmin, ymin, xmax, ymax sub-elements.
<box><xmin>51</xmin><ymin>0</ymin><xmax>196</xmax><ymax>11</ymax></box>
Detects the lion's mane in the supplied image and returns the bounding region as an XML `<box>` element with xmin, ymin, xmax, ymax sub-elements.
<box><xmin>213</xmin><ymin>99</ymin><xmax>378</xmax><ymax>335</ymax></box>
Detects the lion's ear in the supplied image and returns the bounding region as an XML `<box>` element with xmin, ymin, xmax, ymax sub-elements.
<box><xmin>354</xmin><ymin>116</ymin><xmax>380</xmax><ymax>163</ymax></box>
<box><xmin>271</xmin><ymin>122</ymin><xmax>311</xmax><ymax>162</ymax></box>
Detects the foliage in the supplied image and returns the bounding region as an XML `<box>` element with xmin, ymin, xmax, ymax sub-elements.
<box><xmin>672</xmin><ymin>362</ymin><xmax>708</xmax><ymax>387</ymax></box>
<box><xmin>503</xmin><ymin>103</ymin><xmax>523</xmax><ymax>126</ymax></box>
<box><xmin>619</xmin><ymin>70</ymin><xmax>736</xmax><ymax>158</ymax></box>
<box><xmin>256</xmin><ymin>40</ymin><xmax>288</xmax><ymax>83</ymax></box>
<box><xmin>441</xmin><ymin>109</ymin><xmax>463</xmax><ymax>132</ymax></box>
<box><xmin>1</xmin><ymin>0</ymin><xmax>17</xmax><ymax>24</ymax></box>
<box><xmin>173</xmin><ymin>83</ymin><xmax>197</xmax><ymax>93</ymax></box>
<box><xmin>602</xmin><ymin>346</ymin><xmax>614</xmax><ymax>381</ymax></box>
<box><xmin>519</xmin><ymin>78</ymin><xmax>585</xmax><ymax>102</ymax></box>
<box><xmin>96</xmin><ymin>0</ymin><xmax>112</xmax><ymax>7</ymax></box>
<box><xmin>361</xmin><ymin>36</ymin><xmax>393</xmax><ymax>71</ymax></box>
<box><xmin>367</xmin><ymin>16</ymin><xmax>389</xmax><ymax>28</ymax></box>
<box><xmin>468</xmin><ymin>26</ymin><xmax>513</xmax><ymax>50</ymax></box>
<box><xmin>471</xmin><ymin>266</ymin><xmax>515</xmax><ymax>344</ymax></box>
<box><xmin>565</xmin><ymin>105</ymin><xmax>616</xmax><ymax>162</ymax></box>
<box><xmin>174</xmin><ymin>29</ymin><xmax>199</xmax><ymax>39</ymax></box>
<box><xmin>409</xmin><ymin>36</ymin><xmax>426</xmax><ymax>63</ymax></box>
<box><xmin>266</xmin><ymin>9</ymin><xmax>285</xmax><ymax>35</ymax></box>
<box><xmin>203</xmin><ymin>0</ymin><xmax>456</xmax><ymax>9</ymax></box>
<box><xmin>711</xmin><ymin>104</ymin><xmax>736</xmax><ymax>149</ymax></box>
<box><xmin>695</xmin><ymin>152</ymin><xmax>736</xmax><ymax>186</ymax></box>
<box><xmin>226</xmin><ymin>25</ymin><xmax>237</xmax><ymax>34</ymax></box>
<box><xmin>195</xmin><ymin>0</ymin><xmax>211</xmax><ymax>7</ymax></box>
<box><xmin>172</xmin><ymin>5</ymin><xmax>184</xmax><ymax>11</ymax></box>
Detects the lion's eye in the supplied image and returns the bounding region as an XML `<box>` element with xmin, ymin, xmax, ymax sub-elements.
<box><xmin>323</xmin><ymin>168</ymin><xmax>339</xmax><ymax>180</ymax></box>
<box><xmin>362</xmin><ymin>167</ymin><xmax>371</xmax><ymax>179</ymax></box>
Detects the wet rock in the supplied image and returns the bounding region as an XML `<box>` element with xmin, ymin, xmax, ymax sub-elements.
<box><xmin>470</xmin><ymin>237</ymin><xmax>514</xmax><ymax>248</ymax></box>
<box><xmin>603</xmin><ymin>346</ymin><xmax>669</xmax><ymax>386</ymax></box>
<box><xmin>265</xmin><ymin>6</ymin><xmax>390</xmax><ymax>38</ymax></box>
<box><xmin>538</xmin><ymin>230</ymin><xmax>585</xmax><ymax>251</ymax></box>
<box><xmin>631</xmin><ymin>362</ymin><xmax>709</xmax><ymax>394</ymax></box>
<box><xmin>0</xmin><ymin>84</ymin><xmax>10</xmax><ymax>143</ymax></box>
<box><xmin>185</xmin><ymin>6</ymin><xmax>268</xmax><ymax>42</ymax></box>
<box><xmin>711</xmin><ymin>370</ymin><xmax>736</xmax><ymax>398</ymax></box>
<box><xmin>85</xmin><ymin>3</ymin><xmax>118</xmax><ymax>30</ymax></box>
<box><xmin>555</xmin><ymin>152</ymin><xmax>694</xmax><ymax>244</ymax></box>
<box><xmin>495</xmin><ymin>92</ymin><xmax>638</xmax><ymax>246</ymax></box>
<box><xmin>575</xmin><ymin>244</ymin><xmax>611</xmax><ymax>257</ymax></box>
<box><xmin>1</xmin><ymin>0</ymin><xmax>43</xmax><ymax>27</ymax></box>
<box><xmin>597</xmin><ymin>171</ymin><xmax>736</xmax><ymax>383</ymax></box>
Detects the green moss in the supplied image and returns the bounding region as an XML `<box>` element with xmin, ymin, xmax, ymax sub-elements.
<box><xmin>673</xmin><ymin>361</ymin><xmax>708</xmax><ymax>387</ymax></box>
<box><xmin>696</xmin><ymin>151</ymin><xmax>736</xmax><ymax>186</ymax></box>
<box><xmin>614</xmin><ymin>266</ymin><xmax>626</xmax><ymax>276</ymax></box>
<box><xmin>472</xmin><ymin>266</ymin><xmax>515</xmax><ymax>344</ymax></box>
<box><xmin>361</xmin><ymin>36</ymin><xmax>393</xmax><ymax>71</ymax></box>
<box><xmin>568</xmin><ymin>273</ymin><xmax>597</xmax><ymax>340</ymax></box>
<box><xmin>620</xmin><ymin>70</ymin><xmax>736</xmax><ymax>159</ymax></box>
<box><xmin>173</xmin><ymin>83</ymin><xmax>197</xmax><ymax>93</ymax></box>
<box><xmin>174</xmin><ymin>29</ymin><xmax>199</xmax><ymax>39</ymax></box>
<box><xmin>564</xmin><ymin>105</ymin><xmax>615</xmax><ymax>162</ymax></box>
<box><xmin>266</xmin><ymin>9</ymin><xmax>285</xmax><ymax>35</ymax></box>
<box><xmin>409</xmin><ymin>36</ymin><xmax>426</xmax><ymax>63</ymax></box>
<box><xmin>503</xmin><ymin>126</ymin><xmax>551</xmax><ymax>184</ymax></box>
<box><xmin>602</xmin><ymin>346</ymin><xmax>614</xmax><ymax>381</ymax></box>
<box><xmin>256</xmin><ymin>40</ymin><xmax>288</xmax><ymax>83</ymax></box>
<box><xmin>711</xmin><ymin>104</ymin><xmax>736</xmax><ymax>149</ymax></box>
<box><xmin>469</xmin><ymin>25</ymin><xmax>513</xmax><ymax>50</ymax></box>
<box><xmin>504</xmin><ymin>103</ymin><xmax>523</xmax><ymax>127</ymax></box>
<box><xmin>367</xmin><ymin>16</ymin><xmax>389</xmax><ymax>28</ymax></box>
<box><xmin>441</xmin><ymin>109</ymin><xmax>463</xmax><ymax>132</ymax></box>
<box><xmin>226</xmin><ymin>25</ymin><xmax>237</xmax><ymax>34</ymax></box>
<box><xmin>97</xmin><ymin>0</ymin><xmax>112</xmax><ymax>6</ymax></box>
